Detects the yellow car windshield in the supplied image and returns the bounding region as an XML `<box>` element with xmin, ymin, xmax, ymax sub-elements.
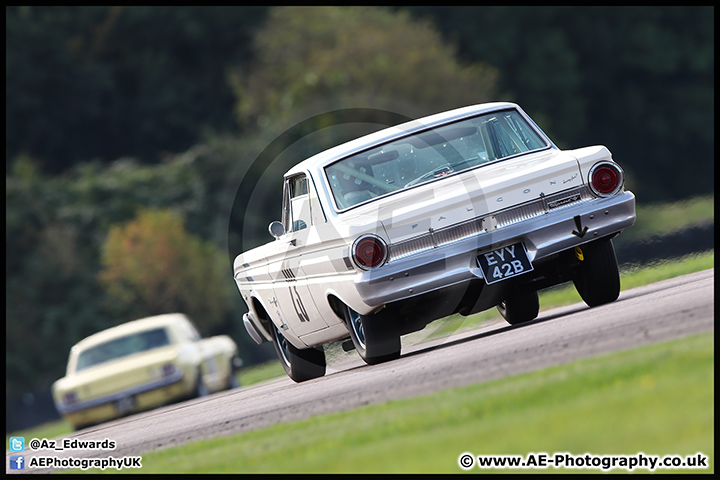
<box><xmin>75</xmin><ymin>327</ymin><xmax>170</xmax><ymax>372</ymax></box>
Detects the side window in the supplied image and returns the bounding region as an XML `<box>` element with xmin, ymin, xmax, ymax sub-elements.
<box><xmin>174</xmin><ymin>318</ymin><xmax>201</xmax><ymax>343</ymax></box>
<box><xmin>184</xmin><ymin>322</ymin><xmax>201</xmax><ymax>342</ymax></box>
<box><xmin>283</xmin><ymin>174</ymin><xmax>311</xmax><ymax>233</ymax></box>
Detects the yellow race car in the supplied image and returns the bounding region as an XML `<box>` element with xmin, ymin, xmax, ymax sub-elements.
<box><xmin>52</xmin><ymin>313</ymin><xmax>241</xmax><ymax>430</ymax></box>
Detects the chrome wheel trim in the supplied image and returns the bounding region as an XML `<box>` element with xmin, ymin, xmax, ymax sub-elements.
<box><xmin>348</xmin><ymin>308</ymin><xmax>366</xmax><ymax>350</ymax></box>
<box><xmin>275</xmin><ymin>327</ymin><xmax>292</xmax><ymax>368</ymax></box>
<box><xmin>497</xmin><ymin>301</ymin><xmax>507</xmax><ymax>318</ymax></box>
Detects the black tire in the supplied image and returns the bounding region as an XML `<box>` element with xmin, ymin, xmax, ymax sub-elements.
<box><xmin>74</xmin><ymin>422</ymin><xmax>94</xmax><ymax>432</ymax></box>
<box><xmin>497</xmin><ymin>289</ymin><xmax>539</xmax><ymax>325</ymax></box>
<box><xmin>271</xmin><ymin>323</ymin><xmax>326</xmax><ymax>383</ymax></box>
<box><xmin>194</xmin><ymin>369</ymin><xmax>210</xmax><ymax>398</ymax></box>
<box><xmin>227</xmin><ymin>363</ymin><xmax>240</xmax><ymax>390</ymax></box>
<box><xmin>343</xmin><ymin>305</ymin><xmax>401</xmax><ymax>365</ymax></box>
<box><xmin>573</xmin><ymin>238</ymin><xmax>621</xmax><ymax>307</ymax></box>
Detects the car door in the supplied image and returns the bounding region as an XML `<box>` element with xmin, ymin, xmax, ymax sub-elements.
<box><xmin>177</xmin><ymin>319</ymin><xmax>224</xmax><ymax>392</ymax></box>
<box><xmin>267</xmin><ymin>173</ymin><xmax>328</xmax><ymax>337</ymax></box>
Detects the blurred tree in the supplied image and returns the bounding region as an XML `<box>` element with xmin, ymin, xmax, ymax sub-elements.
<box><xmin>100</xmin><ymin>208</ymin><xmax>233</xmax><ymax>334</ymax></box>
<box><xmin>230</xmin><ymin>6</ymin><xmax>499</xmax><ymax>133</ymax></box>
<box><xmin>6</xmin><ymin>5</ymin><xmax>713</xmax><ymax>201</ymax></box>
<box><xmin>404</xmin><ymin>6</ymin><xmax>714</xmax><ymax>202</ymax></box>
<box><xmin>5</xmin><ymin>149</ymin><xmax>273</xmax><ymax>399</ymax></box>
<box><xmin>6</xmin><ymin>162</ymin><xmax>115</xmax><ymax>396</ymax></box>
<box><xmin>6</xmin><ymin>6</ymin><xmax>268</xmax><ymax>174</ymax></box>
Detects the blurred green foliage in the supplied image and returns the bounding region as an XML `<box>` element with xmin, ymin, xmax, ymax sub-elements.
<box><xmin>230</xmin><ymin>6</ymin><xmax>497</xmax><ymax>131</ymax></box>
<box><xmin>4</xmin><ymin>6</ymin><xmax>714</xmax><ymax>406</ymax></box>
<box><xmin>6</xmin><ymin>6</ymin><xmax>268</xmax><ymax>173</ymax></box>
<box><xmin>6</xmin><ymin>6</ymin><xmax>713</xmax><ymax>202</ymax></box>
<box><xmin>405</xmin><ymin>6</ymin><xmax>713</xmax><ymax>202</ymax></box>
<box><xmin>5</xmin><ymin>150</ymin><xmax>266</xmax><ymax>396</ymax></box>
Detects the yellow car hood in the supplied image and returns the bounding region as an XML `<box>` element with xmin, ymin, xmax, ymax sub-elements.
<box><xmin>54</xmin><ymin>347</ymin><xmax>180</xmax><ymax>401</ymax></box>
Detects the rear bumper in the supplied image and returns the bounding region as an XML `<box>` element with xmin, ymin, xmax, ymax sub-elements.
<box><xmin>356</xmin><ymin>191</ymin><xmax>635</xmax><ymax>306</ymax></box>
<box><xmin>243</xmin><ymin>312</ymin><xmax>270</xmax><ymax>345</ymax></box>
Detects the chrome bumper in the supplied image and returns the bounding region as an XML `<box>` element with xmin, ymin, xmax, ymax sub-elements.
<box><xmin>56</xmin><ymin>368</ymin><xmax>184</xmax><ymax>415</ymax></box>
<box><xmin>243</xmin><ymin>312</ymin><xmax>269</xmax><ymax>345</ymax></box>
<box><xmin>356</xmin><ymin>191</ymin><xmax>636</xmax><ymax>306</ymax></box>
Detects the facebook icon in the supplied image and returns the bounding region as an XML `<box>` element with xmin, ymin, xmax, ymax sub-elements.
<box><xmin>10</xmin><ymin>454</ymin><xmax>25</xmax><ymax>470</ymax></box>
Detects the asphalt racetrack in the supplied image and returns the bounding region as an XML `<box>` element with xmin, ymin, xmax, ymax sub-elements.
<box><xmin>9</xmin><ymin>269</ymin><xmax>714</xmax><ymax>473</ymax></box>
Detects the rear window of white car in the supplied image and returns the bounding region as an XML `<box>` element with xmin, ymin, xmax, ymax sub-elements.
<box><xmin>325</xmin><ymin>109</ymin><xmax>548</xmax><ymax>210</ymax></box>
<box><xmin>75</xmin><ymin>327</ymin><xmax>171</xmax><ymax>371</ymax></box>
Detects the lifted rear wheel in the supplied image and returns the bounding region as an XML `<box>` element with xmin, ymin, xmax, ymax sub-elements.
<box><xmin>271</xmin><ymin>323</ymin><xmax>326</xmax><ymax>383</ymax></box>
<box><xmin>573</xmin><ymin>238</ymin><xmax>621</xmax><ymax>307</ymax></box>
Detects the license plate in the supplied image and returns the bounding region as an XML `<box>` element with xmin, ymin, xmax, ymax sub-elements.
<box><xmin>477</xmin><ymin>242</ymin><xmax>533</xmax><ymax>285</ymax></box>
<box><xmin>114</xmin><ymin>396</ymin><xmax>136</xmax><ymax>415</ymax></box>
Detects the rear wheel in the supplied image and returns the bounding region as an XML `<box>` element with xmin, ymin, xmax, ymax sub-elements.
<box><xmin>344</xmin><ymin>306</ymin><xmax>401</xmax><ymax>365</ymax></box>
<box><xmin>497</xmin><ymin>289</ymin><xmax>539</xmax><ymax>325</ymax></box>
<box><xmin>573</xmin><ymin>239</ymin><xmax>621</xmax><ymax>307</ymax></box>
<box><xmin>271</xmin><ymin>323</ymin><xmax>326</xmax><ymax>383</ymax></box>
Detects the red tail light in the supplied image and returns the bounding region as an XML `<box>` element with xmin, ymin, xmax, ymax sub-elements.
<box><xmin>589</xmin><ymin>162</ymin><xmax>623</xmax><ymax>197</ymax></box>
<box><xmin>352</xmin><ymin>235</ymin><xmax>388</xmax><ymax>270</ymax></box>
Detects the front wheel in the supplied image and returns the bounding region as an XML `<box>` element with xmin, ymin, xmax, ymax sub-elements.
<box><xmin>497</xmin><ymin>289</ymin><xmax>539</xmax><ymax>325</ymax></box>
<box><xmin>193</xmin><ymin>369</ymin><xmax>210</xmax><ymax>398</ymax></box>
<box><xmin>271</xmin><ymin>323</ymin><xmax>326</xmax><ymax>383</ymax></box>
<box><xmin>226</xmin><ymin>361</ymin><xmax>240</xmax><ymax>390</ymax></box>
<box><xmin>573</xmin><ymin>238</ymin><xmax>621</xmax><ymax>307</ymax></box>
<box><xmin>343</xmin><ymin>306</ymin><xmax>401</xmax><ymax>365</ymax></box>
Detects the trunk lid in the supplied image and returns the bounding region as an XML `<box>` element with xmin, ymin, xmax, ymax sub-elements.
<box><xmin>375</xmin><ymin>149</ymin><xmax>582</xmax><ymax>244</ymax></box>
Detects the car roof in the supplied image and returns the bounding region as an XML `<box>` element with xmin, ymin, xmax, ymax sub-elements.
<box><xmin>284</xmin><ymin>102</ymin><xmax>520</xmax><ymax>178</ymax></box>
<box><xmin>71</xmin><ymin>313</ymin><xmax>190</xmax><ymax>352</ymax></box>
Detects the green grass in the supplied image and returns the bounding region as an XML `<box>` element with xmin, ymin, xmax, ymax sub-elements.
<box><xmin>237</xmin><ymin>358</ymin><xmax>286</xmax><ymax>387</ymax></box>
<box><xmin>6</xmin><ymin>419</ymin><xmax>74</xmax><ymax>447</ymax></box>
<box><xmin>105</xmin><ymin>333</ymin><xmax>713</xmax><ymax>473</ymax></box>
<box><xmin>619</xmin><ymin>250</ymin><xmax>715</xmax><ymax>289</ymax></box>
<box><xmin>540</xmin><ymin>249</ymin><xmax>714</xmax><ymax>310</ymax></box>
<box><xmin>619</xmin><ymin>194</ymin><xmax>714</xmax><ymax>242</ymax></box>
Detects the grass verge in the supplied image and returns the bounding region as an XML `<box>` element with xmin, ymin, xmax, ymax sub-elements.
<box><xmin>619</xmin><ymin>194</ymin><xmax>714</xmax><ymax>242</ymax></box>
<box><xmin>107</xmin><ymin>333</ymin><xmax>714</xmax><ymax>473</ymax></box>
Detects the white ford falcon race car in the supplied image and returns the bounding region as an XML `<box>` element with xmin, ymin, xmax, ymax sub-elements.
<box><xmin>234</xmin><ymin>102</ymin><xmax>636</xmax><ymax>382</ymax></box>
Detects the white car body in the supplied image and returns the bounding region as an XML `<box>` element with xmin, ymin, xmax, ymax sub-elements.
<box><xmin>233</xmin><ymin>102</ymin><xmax>636</xmax><ymax>382</ymax></box>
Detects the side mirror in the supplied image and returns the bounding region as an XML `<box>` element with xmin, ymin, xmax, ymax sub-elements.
<box><xmin>268</xmin><ymin>221</ymin><xmax>285</xmax><ymax>239</ymax></box>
